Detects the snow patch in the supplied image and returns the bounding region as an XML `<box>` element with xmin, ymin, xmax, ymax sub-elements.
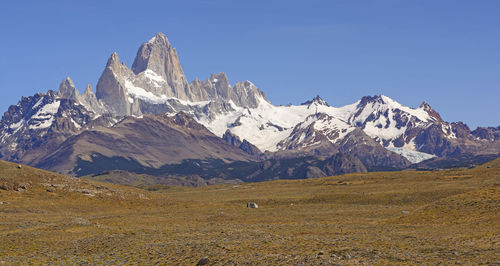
<box><xmin>313</xmin><ymin>115</ymin><xmax>355</xmax><ymax>143</ymax></box>
<box><xmin>386</xmin><ymin>147</ymin><xmax>436</xmax><ymax>164</ymax></box>
<box><xmin>71</xmin><ymin>118</ymin><xmax>81</xmax><ymax>129</ymax></box>
<box><xmin>125</xmin><ymin>80</ymin><xmax>210</xmax><ymax>108</ymax></box>
<box><xmin>125</xmin><ymin>81</ymin><xmax>165</xmax><ymax>104</ymax></box>
<box><xmin>29</xmin><ymin>100</ymin><xmax>61</xmax><ymax>130</ymax></box>
<box><xmin>39</xmin><ymin>100</ymin><xmax>61</xmax><ymax>115</ymax></box>
<box><xmin>441</xmin><ymin>124</ymin><xmax>457</xmax><ymax>139</ymax></box>
<box><xmin>9</xmin><ymin>120</ymin><xmax>24</xmax><ymax>130</ymax></box>
<box><xmin>9</xmin><ymin>142</ymin><xmax>17</xmax><ymax>150</ymax></box>
<box><xmin>380</xmin><ymin>95</ymin><xmax>432</xmax><ymax>122</ymax></box>
<box><xmin>148</xmin><ymin>35</ymin><xmax>157</xmax><ymax>43</ymax></box>
<box><xmin>32</xmin><ymin>98</ymin><xmax>44</xmax><ymax>109</ymax></box>
<box><xmin>143</xmin><ymin>69</ymin><xmax>165</xmax><ymax>83</ymax></box>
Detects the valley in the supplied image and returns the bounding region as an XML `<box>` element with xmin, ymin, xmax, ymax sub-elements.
<box><xmin>2</xmin><ymin>2</ymin><xmax>499</xmax><ymax>265</ymax></box>
<box><xmin>0</xmin><ymin>159</ymin><xmax>498</xmax><ymax>264</ymax></box>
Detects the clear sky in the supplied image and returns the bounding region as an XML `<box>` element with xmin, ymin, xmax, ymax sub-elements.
<box><xmin>1</xmin><ymin>0</ymin><xmax>499</xmax><ymax>128</ymax></box>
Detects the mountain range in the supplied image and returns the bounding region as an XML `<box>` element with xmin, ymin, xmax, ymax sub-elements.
<box><xmin>1</xmin><ymin>32</ymin><xmax>499</xmax><ymax>184</ymax></box>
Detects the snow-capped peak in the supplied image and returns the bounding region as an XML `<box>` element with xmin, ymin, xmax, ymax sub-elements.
<box><xmin>148</xmin><ymin>32</ymin><xmax>168</xmax><ymax>44</ymax></box>
<box><xmin>345</xmin><ymin>94</ymin><xmax>437</xmax><ymax>148</ymax></box>
<box><xmin>353</xmin><ymin>95</ymin><xmax>432</xmax><ymax>124</ymax></box>
<box><xmin>301</xmin><ymin>95</ymin><xmax>329</xmax><ymax>107</ymax></box>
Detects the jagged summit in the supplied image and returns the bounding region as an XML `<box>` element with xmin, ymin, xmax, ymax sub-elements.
<box><xmin>188</xmin><ymin>73</ymin><xmax>268</xmax><ymax>107</ymax></box>
<box><xmin>419</xmin><ymin>101</ymin><xmax>443</xmax><ymax>122</ymax></box>
<box><xmin>58</xmin><ymin>77</ymin><xmax>79</xmax><ymax>100</ymax></box>
<box><xmin>419</xmin><ymin>101</ymin><xmax>431</xmax><ymax>109</ymax></box>
<box><xmin>356</xmin><ymin>95</ymin><xmax>434</xmax><ymax>119</ymax></box>
<box><xmin>301</xmin><ymin>95</ymin><xmax>329</xmax><ymax>106</ymax></box>
<box><xmin>55</xmin><ymin>77</ymin><xmax>105</xmax><ymax>114</ymax></box>
<box><xmin>61</xmin><ymin>76</ymin><xmax>75</xmax><ymax>87</ymax></box>
<box><xmin>92</xmin><ymin>33</ymin><xmax>270</xmax><ymax>115</ymax></box>
<box><xmin>147</xmin><ymin>32</ymin><xmax>170</xmax><ymax>45</ymax></box>
<box><xmin>131</xmin><ymin>32</ymin><xmax>192</xmax><ymax>101</ymax></box>
<box><xmin>131</xmin><ymin>32</ymin><xmax>185</xmax><ymax>77</ymax></box>
<box><xmin>358</xmin><ymin>94</ymin><xmax>397</xmax><ymax>106</ymax></box>
<box><xmin>96</xmin><ymin>51</ymin><xmax>130</xmax><ymax>115</ymax></box>
<box><xmin>83</xmin><ymin>84</ymin><xmax>93</xmax><ymax>95</ymax></box>
<box><xmin>106</xmin><ymin>52</ymin><xmax>120</xmax><ymax>68</ymax></box>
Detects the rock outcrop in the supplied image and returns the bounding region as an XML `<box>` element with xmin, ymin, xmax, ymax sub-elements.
<box><xmin>222</xmin><ymin>130</ymin><xmax>261</xmax><ymax>155</ymax></box>
<box><xmin>472</xmin><ymin>126</ymin><xmax>500</xmax><ymax>141</ymax></box>
<box><xmin>58</xmin><ymin>77</ymin><xmax>79</xmax><ymax>100</ymax></box>
<box><xmin>189</xmin><ymin>73</ymin><xmax>267</xmax><ymax>108</ymax></box>
<box><xmin>96</xmin><ymin>52</ymin><xmax>132</xmax><ymax>115</ymax></box>
<box><xmin>322</xmin><ymin>153</ymin><xmax>367</xmax><ymax>175</ymax></box>
<box><xmin>131</xmin><ymin>32</ymin><xmax>192</xmax><ymax>100</ymax></box>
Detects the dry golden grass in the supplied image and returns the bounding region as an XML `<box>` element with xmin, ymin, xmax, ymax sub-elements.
<box><xmin>0</xmin><ymin>159</ymin><xmax>499</xmax><ymax>264</ymax></box>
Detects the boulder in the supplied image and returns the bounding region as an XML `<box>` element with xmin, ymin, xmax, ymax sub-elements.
<box><xmin>247</xmin><ymin>202</ymin><xmax>258</xmax><ymax>208</ymax></box>
<box><xmin>196</xmin><ymin>257</ymin><xmax>210</xmax><ymax>265</ymax></box>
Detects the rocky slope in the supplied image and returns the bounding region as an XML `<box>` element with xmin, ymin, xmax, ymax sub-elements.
<box><xmin>86</xmin><ymin>152</ymin><xmax>368</xmax><ymax>183</ymax></box>
<box><xmin>36</xmin><ymin>112</ymin><xmax>254</xmax><ymax>175</ymax></box>
<box><xmin>0</xmin><ymin>89</ymin><xmax>115</xmax><ymax>166</ymax></box>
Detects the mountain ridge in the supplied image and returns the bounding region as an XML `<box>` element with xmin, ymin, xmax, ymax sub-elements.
<box><xmin>1</xmin><ymin>32</ymin><xmax>498</xmax><ymax>181</ymax></box>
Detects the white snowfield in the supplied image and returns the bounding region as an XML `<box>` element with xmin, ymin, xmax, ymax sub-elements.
<box><xmin>195</xmin><ymin>95</ymin><xmax>437</xmax><ymax>164</ymax></box>
<box><xmin>125</xmin><ymin>80</ymin><xmax>167</xmax><ymax>104</ymax></box>
<box><xmin>196</xmin><ymin>97</ymin><xmax>359</xmax><ymax>152</ymax></box>
<box><xmin>117</xmin><ymin>72</ymin><xmax>442</xmax><ymax>163</ymax></box>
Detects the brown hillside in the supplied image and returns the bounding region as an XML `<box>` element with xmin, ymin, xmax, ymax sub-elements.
<box><xmin>0</xmin><ymin>159</ymin><xmax>499</xmax><ymax>264</ymax></box>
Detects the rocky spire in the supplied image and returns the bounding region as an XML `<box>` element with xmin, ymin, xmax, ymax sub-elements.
<box><xmin>210</xmin><ymin>72</ymin><xmax>231</xmax><ymax>100</ymax></box>
<box><xmin>83</xmin><ymin>84</ymin><xmax>93</xmax><ymax>96</ymax></box>
<box><xmin>79</xmin><ymin>84</ymin><xmax>104</xmax><ymax>113</ymax></box>
<box><xmin>189</xmin><ymin>73</ymin><xmax>268</xmax><ymax>108</ymax></box>
<box><xmin>58</xmin><ymin>77</ymin><xmax>79</xmax><ymax>100</ymax></box>
<box><xmin>94</xmin><ymin>33</ymin><xmax>269</xmax><ymax>116</ymax></box>
<box><xmin>132</xmin><ymin>33</ymin><xmax>170</xmax><ymax>74</ymax></box>
<box><xmin>96</xmin><ymin>52</ymin><xmax>131</xmax><ymax>116</ymax></box>
<box><xmin>106</xmin><ymin>52</ymin><xmax>122</xmax><ymax>72</ymax></box>
<box><xmin>188</xmin><ymin>72</ymin><xmax>231</xmax><ymax>102</ymax></box>
<box><xmin>232</xmin><ymin>80</ymin><xmax>268</xmax><ymax>108</ymax></box>
<box><xmin>131</xmin><ymin>32</ymin><xmax>191</xmax><ymax>100</ymax></box>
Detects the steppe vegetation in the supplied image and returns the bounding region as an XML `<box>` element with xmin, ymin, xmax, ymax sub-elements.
<box><xmin>0</xmin><ymin>159</ymin><xmax>499</xmax><ymax>264</ymax></box>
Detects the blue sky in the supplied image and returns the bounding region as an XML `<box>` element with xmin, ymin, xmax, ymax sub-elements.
<box><xmin>1</xmin><ymin>0</ymin><xmax>499</xmax><ymax>128</ymax></box>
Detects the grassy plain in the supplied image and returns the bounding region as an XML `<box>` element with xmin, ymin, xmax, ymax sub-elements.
<box><xmin>0</xmin><ymin>159</ymin><xmax>499</xmax><ymax>264</ymax></box>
